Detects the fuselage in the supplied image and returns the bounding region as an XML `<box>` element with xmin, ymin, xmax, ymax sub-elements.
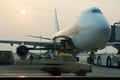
<box><xmin>52</xmin><ymin>7</ymin><xmax>111</xmax><ymax>51</ymax></box>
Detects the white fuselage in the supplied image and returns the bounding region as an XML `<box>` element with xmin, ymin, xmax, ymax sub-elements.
<box><xmin>52</xmin><ymin>7</ymin><xmax>111</xmax><ymax>51</ymax></box>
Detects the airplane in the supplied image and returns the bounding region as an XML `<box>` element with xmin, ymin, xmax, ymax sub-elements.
<box><xmin>0</xmin><ymin>7</ymin><xmax>111</xmax><ymax>60</ymax></box>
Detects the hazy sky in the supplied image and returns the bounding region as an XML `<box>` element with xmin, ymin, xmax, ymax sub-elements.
<box><xmin>0</xmin><ymin>0</ymin><xmax>119</xmax><ymax>53</ymax></box>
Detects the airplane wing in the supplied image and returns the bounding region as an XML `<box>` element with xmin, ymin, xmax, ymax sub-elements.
<box><xmin>0</xmin><ymin>40</ymin><xmax>56</xmax><ymax>49</ymax></box>
<box><xmin>0</xmin><ymin>40</ymin><xmax>58</xmax><ymax>60</ymax></box>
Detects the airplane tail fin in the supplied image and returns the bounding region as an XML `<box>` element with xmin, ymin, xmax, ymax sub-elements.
<box><xmin>54</xmin><ymin>9</ymin><xmax>60</xmax><ymax>32</ymax></box>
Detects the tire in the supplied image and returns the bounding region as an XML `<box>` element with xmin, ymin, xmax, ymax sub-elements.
<box><xmin>87</xmin><ymin>57</ymin><xmax>91</xmax><ymax>64</ymax></box>
<box><xmin>106</xmin><ymin>57</ymin><xmax>112</xmax><ymax>67</ymax></box>
<box><xmin>50</xmin><ymin>68</ymin><xmax>61</xmax><ymax>76</ymax></box>
<box><xmin>97</xmin><ymin>56</ymin><xmax>101</xmax><ymax>66</ymax></box>
<box><xmin>76</xmin><ymin>69</ymin><xmax>87</xmax><ymax>76</ymax></box>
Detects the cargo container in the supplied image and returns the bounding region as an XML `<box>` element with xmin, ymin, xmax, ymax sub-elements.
<box><xmin>0</xmin><ymin>51</ymin><xmax>14</xmax><ymax>64</ymax></box>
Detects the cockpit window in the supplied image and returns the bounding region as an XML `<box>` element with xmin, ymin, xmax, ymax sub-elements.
<box><xmin>82</xmin><ymin>7</ymin><xmax>103</xmax><ymax>14</ymax></box>
<box><xmin>91</xmin><ymin>8</ymin><xmax>102</xmax><ymax>14</ymax></box>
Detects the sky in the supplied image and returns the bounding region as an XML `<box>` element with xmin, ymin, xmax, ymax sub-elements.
<box><xmin>0</xmin><ymin>0</ymin><xmax>119</xmax><ymax>53</ymax></box>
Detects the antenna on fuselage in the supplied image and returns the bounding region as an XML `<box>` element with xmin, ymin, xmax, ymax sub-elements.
<box><xmin>54</xmin><ymin>9</ymin><xmax>60</xmax><ymax>32</ymax></box>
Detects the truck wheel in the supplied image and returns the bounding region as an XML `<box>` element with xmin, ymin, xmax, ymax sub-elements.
<box><xmin>76</xmin><ymin>69</ymin><xmax>87</xmax><ymax>76</ymax></box>
<box><xmin>106</xmin><ymin>57</ymin><xmax>111</xmax><ymax>67</ymax></box>
<box><xmin>50</xmin><ymin>68</ymin><xmax>61</xmax><ymax>76</ymax></box>
<box><xmin>50</xmin><ymin>71</ymin><xmax>61</xmax><ymax>76</ymax></box>
<box><xmin>97</xmin><ymin>56</ymin><xmax>101</xmax><ymax>66</ymax></box>
<box><xmin>87</xmin><ymin>57</ymin><xmax>91</xmax><ymax>64</ymax></box>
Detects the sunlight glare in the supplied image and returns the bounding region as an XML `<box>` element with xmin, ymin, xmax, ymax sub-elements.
<box><xmin>20</xmin><ymin>9</ymin><xmax>26</xmax><ymax>15</ymax></box>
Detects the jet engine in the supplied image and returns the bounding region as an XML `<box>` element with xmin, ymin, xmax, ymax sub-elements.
<box><xmin>16</xmin><ymin>45</ymin><xmax>29</xmax><ymax>60</ymax></box>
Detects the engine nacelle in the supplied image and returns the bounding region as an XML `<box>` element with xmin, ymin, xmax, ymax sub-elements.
<box><xmin>16</xmin><ymin>45</ymin><xmax>29</xmax><ymax>60</ymax></box>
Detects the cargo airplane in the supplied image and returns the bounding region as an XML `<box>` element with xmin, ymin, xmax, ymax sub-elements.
<box><xmin>0</xmin><ymin>7</ymin><xmax>111</xmax><ymax>60</ymax></box>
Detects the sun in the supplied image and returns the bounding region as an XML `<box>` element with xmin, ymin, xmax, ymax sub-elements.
<box><xmin>20</xmin><ymin>9</ymin><xmax>26</xmax><ymax>15</ymax></box>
